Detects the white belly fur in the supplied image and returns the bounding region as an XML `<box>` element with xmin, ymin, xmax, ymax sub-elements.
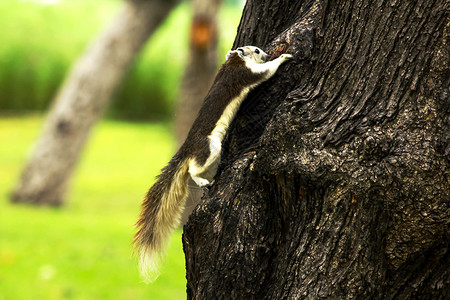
<box><xmin>188</xmin><ymin>84</ymin><xmax>257</xmax><ymax>186</ymax></box>
<box><xmin>208</xmin><ymin>85</ymin><xmax>256</xmax><ymax>143</ymax></box>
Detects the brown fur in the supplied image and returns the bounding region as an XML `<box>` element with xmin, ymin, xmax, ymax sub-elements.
<box><xmin>134</xmin><ymin>47</ymin><xmax>292</xmax><ymax>281</ymax></box>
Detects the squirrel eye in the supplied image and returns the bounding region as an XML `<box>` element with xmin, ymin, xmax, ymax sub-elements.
<box><xmin>255</xmin><ymin>48</ymin><xmax>260</xmax><ymax>54</ymax></box>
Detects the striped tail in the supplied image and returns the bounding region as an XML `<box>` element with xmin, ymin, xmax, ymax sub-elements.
<box><xmin>134</xmin><ymin>155</ymin><xmax>190</xmax><ymax>282</ymax></box>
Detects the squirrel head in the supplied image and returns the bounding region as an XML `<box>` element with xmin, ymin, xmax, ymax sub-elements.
<box><xmin>226</xmin><ymin>46</ymin><xmax>268</xmax><ymax>64</ymax></box>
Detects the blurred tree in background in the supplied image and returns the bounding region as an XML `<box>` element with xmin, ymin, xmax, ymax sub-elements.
<box><xmin>176</xmin><ymin>0</ymin><xmax>223</xmax><ymax>224</ymax></box>
<box><xmin>0</xmin><ymin>0</ymin><xmax>179</xmax><ymax>119</ymax></box>
<box><xmin>0</xmin><ymin>0</ymin><xmax>242</xmax><ymax>120</ymax></box>
<box><xmin>176</xmin><ymin>0</ymin><xmax>222</xmax><ymax>144</ymax></box>
<box><xmin>7</xmin><ymin>0</ymin><xmax>243</xmax><ymax>206</ymax></box>
<box><xmin>11</xmin><ymin>0</ymin><xmax>180</xmax><ymax>206</ymax></box>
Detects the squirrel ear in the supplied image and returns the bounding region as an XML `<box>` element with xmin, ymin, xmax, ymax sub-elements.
<box><xmin>236</xmin><ymin>48</ymin><xmax>246</xmax><ymax>59</ymax></box>
<box><xmin>225</xmin><ymin>50</ymin><xmax>235</xmax><ymax>61</ymax></box>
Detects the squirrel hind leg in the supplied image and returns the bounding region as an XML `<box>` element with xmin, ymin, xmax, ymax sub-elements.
<box><xmin>188</xmin><ymin>160</ymin><xmax>211</xmax><ymax>187</ymax></box>
<box><xmin>191</xmin><ymin>175</ymin><xmax>210</xmax><ymax>188</ymax></box>
<box><xmin>188</xmin><ymin>137</ymin><xmax>222</xmax><ymax>188</ymax></box>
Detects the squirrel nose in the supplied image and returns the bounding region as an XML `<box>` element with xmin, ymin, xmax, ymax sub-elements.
<box><xmin>261</xmin><ymin>53</ymin><xmax>268</xmax><ymax>62</ymax></box>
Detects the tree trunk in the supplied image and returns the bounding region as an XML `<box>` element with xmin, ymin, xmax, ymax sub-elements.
<box><xmin>11</xmin><ymin>0</ymin><xmax>179</xmax><ymax>206</ymax></box>
<box><xmin>183</xmin><ymin>0</ymin><xmax>449</xmax><ymax>298</ymax></box>
<box><xmin>176</xmin><ymin>0</ymin><xmax>222</xmax><ymax>224</ymax></box>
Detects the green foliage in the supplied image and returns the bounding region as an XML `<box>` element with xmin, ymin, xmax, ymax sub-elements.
<box><xmin>111</xmin><ymin>3</ymin><xmax>190</xmax><ymax>120</ymax></box>
<box><xmin>0</xmin><ymin>115</ymin><xmax>186</xmax><ymax>299</ymax></box>
<box><xmin>0</xmin><ymin>0</ymin><xmax>118</xmax><ymax>112</ymax></box>
<box><xmin>0</xmin><ymin>0</ymin><xmax>243</xmax><ymax>120</ymax></box>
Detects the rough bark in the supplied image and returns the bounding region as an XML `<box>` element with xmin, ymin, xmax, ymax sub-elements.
<box><xmin>11</xmin><ymin>0</ymin><xmax>179</xmax><ymax>206</ymax></box>
<box><xmin>183</xmin><ymin>0</ymin><xmax>449</xmax><ymax>298</ymax></box>
<box><xmin>176</xmin><ymin>0</ymin><xmax>222</xmax><ymax>224</ymax></box>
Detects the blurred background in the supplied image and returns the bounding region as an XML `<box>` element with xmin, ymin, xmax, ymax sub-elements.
<box><xmin>0</xmin><ymin>0</ymin><xmax>243</xmax><ymax>298</ymax></box>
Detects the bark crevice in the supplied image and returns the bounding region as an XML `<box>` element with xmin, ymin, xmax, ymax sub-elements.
<box><xmin>184</xmin><ymin>0</ymin><xmax>449</xmax><ymax>298</ymax></box>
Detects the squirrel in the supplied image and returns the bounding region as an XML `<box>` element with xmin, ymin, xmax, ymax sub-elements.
<box><xmin>135</xmin><ymin>46</ymin><xmax>293</xmax><ymax>281</ymax></box>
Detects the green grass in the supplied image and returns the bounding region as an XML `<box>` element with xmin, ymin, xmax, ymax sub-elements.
<box><xmin>0</xmin><ymin>115</ymin><xmax>187</xmax><ymax>300</ymax></box>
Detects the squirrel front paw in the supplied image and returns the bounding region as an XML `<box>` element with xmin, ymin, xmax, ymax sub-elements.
<box><xmin>280</xmin><ymin>53</ymin><xmax>293</xmax><ymax>61</ymax></box>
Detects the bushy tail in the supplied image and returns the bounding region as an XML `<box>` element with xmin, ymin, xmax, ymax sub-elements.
<box><xmin>134</xmin><ymin>155</ymin><xmax>190</xmax><ymax>282</ymax></box>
